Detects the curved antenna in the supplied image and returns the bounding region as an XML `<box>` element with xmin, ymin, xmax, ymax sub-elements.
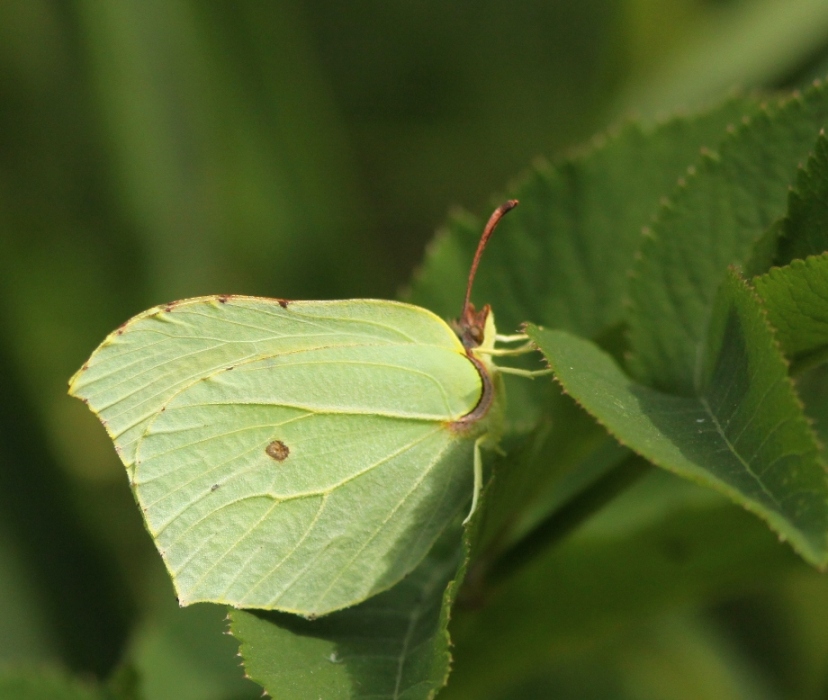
<box><xmin>462</xmin><ymin>199</ymin><xmax>519</xmax><ymax>317</ymax></box>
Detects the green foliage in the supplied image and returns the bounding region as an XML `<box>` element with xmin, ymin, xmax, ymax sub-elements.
<box><xmin>230</xmin><ymin>529</ymin><xmax>464</xmax><ymax>699</ymax></box>
<box><xmin>755</xmin><ymin>254</ymin><xmax>828</xmax><ymax>371</ymax></box>
<box><xmin>410</xmin><ymin>96</ymin><xmax>766</xmax><ymax>556</ymax></box>
<box><xmin>774</xmin><ymin>131</ymin><xmax>828</xmax><ymax>266</ymax></box>
<box><xmin>72</xmin><ymin>79</ymin><xmax>828</xmax><ymax>698</ymax></box>
<box><xmin>528</xmin><ymin>270</ymin><xmax>828</xmax><ymax>565</ymax></box>
<box><xmin>627</xmin><ymin>86</ymin><xmax>828</xmax><ymax>394</ymax></box>
<box><xmin>9</xmin><ymin>3</ymin><xmax>828</xmax><ymax>699</ymax></box>
<box><xmin>410</xmin><ymin>80</ymin><xmax>828</xmax><ymax>699</ymax></box>
<box><xmin>411</xmin><ymin>97</ymin><xmax>759</xmax><ymax>339</ymax></box>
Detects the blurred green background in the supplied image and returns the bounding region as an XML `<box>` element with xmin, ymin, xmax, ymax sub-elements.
<box><xmin>4</xmin><ymin>1</ymin><xmax>828</xmax><ymax>697</ymax></box>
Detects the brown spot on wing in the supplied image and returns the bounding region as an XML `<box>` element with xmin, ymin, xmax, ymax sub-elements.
<box><xmin>277</xmin><ymin>299</ymin><xmax>290</xmax><ymax>309</ymax></box>
<box><xmin>266</xmin><ymin>440</ymin><xmax>290</xmax><ymax>461</ymax></box>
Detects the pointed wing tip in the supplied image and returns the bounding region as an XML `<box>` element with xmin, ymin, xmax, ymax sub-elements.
<box><xmin>67</xmin><ymin>364</ymin><xmax>89</xmax><ymax>397</ymax></box>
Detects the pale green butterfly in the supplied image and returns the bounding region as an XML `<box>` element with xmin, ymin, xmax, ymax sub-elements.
<box><xmin>69</xmin><ymin>200</ymin><xmax>547</xmax><ymax>617</ymax></box>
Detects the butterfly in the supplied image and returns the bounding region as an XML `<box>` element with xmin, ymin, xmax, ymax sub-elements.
<box><xmin>69</xmin><ymin>200</ymin><xmax>548</xmax><ymax>616</ymax></box>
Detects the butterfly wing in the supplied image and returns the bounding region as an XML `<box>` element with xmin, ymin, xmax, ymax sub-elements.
<box><xmin>70</xmin><ymin>296</ymin><xmax>485</xmax><ymax>615</ymax></box>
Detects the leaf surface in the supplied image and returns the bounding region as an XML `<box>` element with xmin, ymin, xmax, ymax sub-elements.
<box><xmin>528</xmin><ymin>270</ymin><xmax>828</xmax><ymax>565</ymax></box>
<box><xmin>775</xmin><ymin>130</ymin><xmax>828</xmax><ymax>266</ymax></box>
<box><xmin>231</xmin><ymin>527</ymin><xmax>465</xmax><ymax>700</ymax></box>
<box><xmin>797</xmin><ymin>363</ymin><xmax>828</xmax><ymax>465</ymax></box>
<box><xmin>755</xmin><ymin>253</ymin><xmax>828</xmax><ymax>370</ymax></box>
<box><xmin>410</xmin><ymin>98</ymin><xmax>757</xmax><ymax>339</ymax></box>
<box><xmin>627</xmin><ymin>83</ymin><xmax>828</xmax><ymax>394</ymax></box>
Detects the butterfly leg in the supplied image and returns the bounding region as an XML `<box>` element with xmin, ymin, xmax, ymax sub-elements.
<box><xmin>483</xmin><ymin>341</ymin><xmax>536</xmax><ymax>356</ymax></box>
<box><xmin>495</xmin><ymin>333</ymin><xmax>528</xmax><ymax>343</ymax></box>
<box><xmin>496</xmin><ymin>367</ymin><xmax>553</xmax><ymax>379</ymax></box>
<box><xmin>462</xmin><ymin>435</ymin><xmax>487</xmax><ymax>525</ymax></box>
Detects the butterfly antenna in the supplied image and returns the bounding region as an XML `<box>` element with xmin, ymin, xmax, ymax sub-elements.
<box><xmin>462</xmin><ymin>199</ymin><xmax>519</xmax><ymax>318</ymax></box>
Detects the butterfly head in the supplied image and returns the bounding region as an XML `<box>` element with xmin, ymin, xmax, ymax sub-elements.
<box><xmin>453</xmin><ymin>199</ymin><xmax>516</xmax><ymax>356</ymax></box>
<box><xmin>454</xmin><ymin>302</ymin><xmax>494</xmax><ymax>351</ymax></box>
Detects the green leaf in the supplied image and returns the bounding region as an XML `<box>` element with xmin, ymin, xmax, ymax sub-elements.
<box><xmin>230</xmin><ymin>528</ymin><xmax>464</xmax><ymax>700</ymax></box>
<box><xmin>70</xmin><ymin>297</ymin><xmax>495</xmax><ymax>616</ymax></box>
<box><xmin>410</xmin><ymin>98</ymin><xmax>757</xmax><ymax>339</ymax></box>
<box><xmin>775</xmin><ymin>130</ymin><xmax>828</xmax><ymax>266</ymax></box>
<box><xmin>528</xmin><ymin>270</ymin><xmax>828</xmax><ymax>565</ymax></box>
<box><xmin>628</xmin><ymin>81</ymin><xmax>828</xmax><ymax>394</ymax></box>
<box><xmin>743</xmin><ymin>218</ymin><xmax>785</xmax><ymax>278</ymax></box>
<box><xmin>797</xmin><ymin>363</ymin><xmax>828</xmax><ymax>463</ymax></box>
<box><xmin>754</xmin><ymin>253</ymin><xmax>828</xmax><ymax>371</ymax></box>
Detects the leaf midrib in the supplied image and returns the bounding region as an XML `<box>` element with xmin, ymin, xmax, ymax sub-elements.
<box><xmin>698</xmin><ymin>395</ymin><xmax>784</xmax><ymax>511</ymax></box>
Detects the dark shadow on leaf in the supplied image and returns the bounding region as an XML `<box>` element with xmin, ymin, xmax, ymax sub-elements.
<box><xmin>233</xmin><ymin>528</ymin><xmax>464</xmax><ymax>699</ymax></box>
